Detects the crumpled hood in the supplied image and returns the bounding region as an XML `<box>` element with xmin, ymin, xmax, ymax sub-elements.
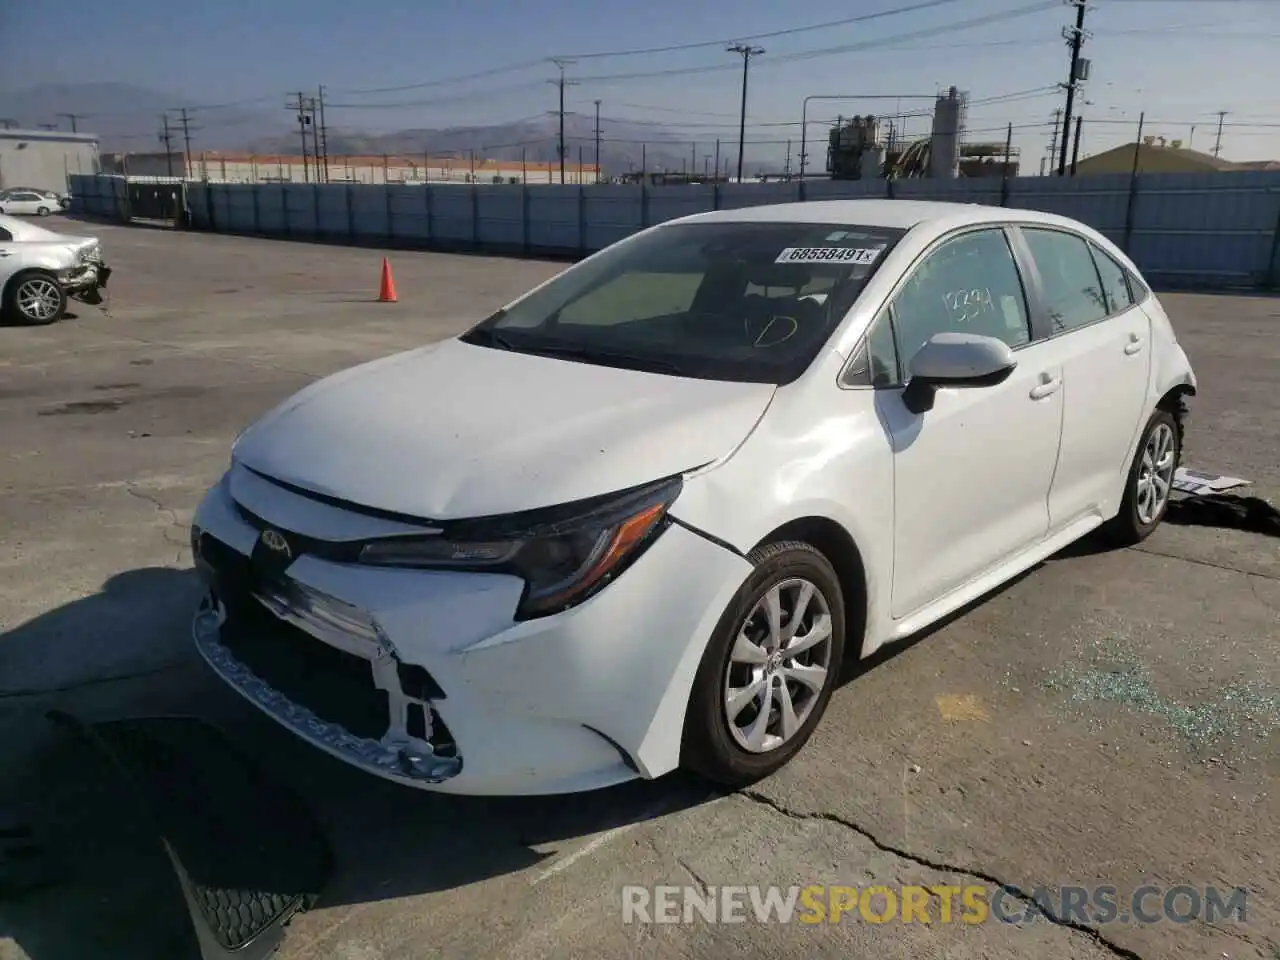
<box><xmin>232</xmin><ymin>338</ymin><xmax>775</xmax><ymax>519</ymax></box>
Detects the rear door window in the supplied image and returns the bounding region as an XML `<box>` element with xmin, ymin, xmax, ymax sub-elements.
<box><xmin>1020</xmin><ymin>228</ymin><xmax>1110</xmax><ymax>333</ymax></box>
<box><xmin>1089</xmin><ymin>244</ymin><xmax>1135</xmax><ymax>314</ymax></box>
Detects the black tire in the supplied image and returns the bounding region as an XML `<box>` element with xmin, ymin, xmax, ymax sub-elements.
<box><xmin>36</xmin><ymin>206</ymin><xmax>51</xmax><ymax>217</ymax></box>
<box><xmin>1104</xmin><ymin>407</ymin><xmax>1181</xmax><ymax>546</ymax></box>
<box><xmin>4</xmin><ymin>271</ymin><xmax>67</xmax><ymax>326</ymax></box>
<box><xmin>682</xmin><ymin>540</ymin><xmax>846</xmax><ymax>788</ymax></box>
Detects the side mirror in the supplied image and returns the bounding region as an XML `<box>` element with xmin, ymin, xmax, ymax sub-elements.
<box><xmin>902</xmin><ymin>332</ymin><xmax>1016</xmax><ymax>414</ymax></box>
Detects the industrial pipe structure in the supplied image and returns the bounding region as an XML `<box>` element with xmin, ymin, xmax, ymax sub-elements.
<box><xmin>798</xmin><ymin>94</ymin><xmax>934</xmax><ymax>179</ymax></box>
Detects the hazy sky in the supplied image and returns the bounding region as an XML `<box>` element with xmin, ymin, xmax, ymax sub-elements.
<box><xmin>5</xmin><ymin>0</ymin><xmax>1280</xmax><ymax>166</ymax></box>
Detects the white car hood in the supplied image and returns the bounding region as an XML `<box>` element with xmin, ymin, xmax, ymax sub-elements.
<box><xmin>8</xmin><ymin>220</ymin><xmax>87</xmax><ymax>243</ymax></box>
<box><xmin>232</xmin><ymin>337</ymin><xmax>775</xmax><ymax>519</ymax></box>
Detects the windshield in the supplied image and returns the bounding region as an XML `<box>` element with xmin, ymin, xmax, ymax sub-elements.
<box><xmin>460</xmin><ymin>220</ymin><xmax>905</xmax><ymax>384</ymax></box>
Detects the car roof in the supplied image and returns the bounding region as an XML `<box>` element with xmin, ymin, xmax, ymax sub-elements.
<box><xmin>675</xmin><ymin>198</ymin><xmax>1084</xmax><ymax>232</ymax></box>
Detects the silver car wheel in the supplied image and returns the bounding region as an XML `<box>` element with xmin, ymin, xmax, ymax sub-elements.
<box><xmin>16</xmin><ymin>277</ymin><xmax>62</xmax><ymax>322</ymax></box>
<box><xmin>1136</xmin><ymin>422</ymin><xmax>1176</xmax><ymax>525</ymax></box>
<box><xmin>723</xmin><ymin>577</ymin><xmax>833</xmax><ymax>754</ymax></box>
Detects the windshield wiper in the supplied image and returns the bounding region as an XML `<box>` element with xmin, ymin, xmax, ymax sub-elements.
<box><xmin>520</xmin><ymin>343</ymin><xmax>694</xmax><ymax>376</ymax></box>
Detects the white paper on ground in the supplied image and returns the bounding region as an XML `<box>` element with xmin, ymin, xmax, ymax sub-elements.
<box><xmin>1172</xmin><ymin>467</ymin><xmax>1251</xmax><ymax>496</ymax></box>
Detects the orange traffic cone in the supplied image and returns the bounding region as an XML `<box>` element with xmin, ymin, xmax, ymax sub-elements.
<box><xmin>377</xmin><ymin>257</ymin><xmax>398</xmax><ymax>303</ymax></box>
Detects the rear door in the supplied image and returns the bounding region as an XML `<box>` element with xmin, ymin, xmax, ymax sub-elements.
<box><xmin>1015</xmin><ymin>227</ymin><xmax>1152</xmax><ymax>530</ymax></box>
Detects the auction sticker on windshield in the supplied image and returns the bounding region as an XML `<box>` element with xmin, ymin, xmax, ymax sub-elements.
<box><xmin>775</xmin><ymin>246</ymin><xmax>882</xmax><ymax>265</ymax></box>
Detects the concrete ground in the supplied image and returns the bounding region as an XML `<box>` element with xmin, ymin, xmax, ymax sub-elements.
<box><xmin>1</xmin><ymin>218</ymin><xmax>1277</xmax><ymax>960</ymax></box>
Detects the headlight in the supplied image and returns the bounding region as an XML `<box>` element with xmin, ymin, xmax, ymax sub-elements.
<box><xmin>357</xmin><ymin>476</ymin><xmax>682</xmax><ymax>619</ymax></box>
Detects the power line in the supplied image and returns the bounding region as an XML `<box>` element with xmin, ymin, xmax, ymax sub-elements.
<box><xmin>575</xmin><ymin>1</ymin><xmax>1060</xmax><ymax>83</ymax></box>
<box><xmin>325</xmin><ymin>0</ymin><xmax>967</xmax><ymax>99</ymax></box>
<box><xmin>565</xmin><ymin>0</ymin><xmax>965</xmax><ymax>59</ymax></box>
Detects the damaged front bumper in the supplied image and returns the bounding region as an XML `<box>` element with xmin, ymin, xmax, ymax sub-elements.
<box><xmin>59</xmin><ymin>260</ymin><xmax>111</xmax><ymax>299</ymax></box>
<box><xmin>192</xmin><ymin>573</ymin><xmax>463</xmax><ymax>786</ymax></box>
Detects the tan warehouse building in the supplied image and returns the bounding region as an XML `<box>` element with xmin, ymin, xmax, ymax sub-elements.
<box><xmin>1074</xmin><ymin>140</ymin><xmax>1280</xmax><ymax>176</ymax></box>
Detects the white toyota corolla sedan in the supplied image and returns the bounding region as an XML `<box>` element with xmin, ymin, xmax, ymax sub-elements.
<box><xmin>191</xmin><ymin>199</ymin><xmax>1196</xmax><ymax>795</ymax></box>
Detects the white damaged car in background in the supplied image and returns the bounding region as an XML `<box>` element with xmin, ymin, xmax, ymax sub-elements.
<box><xmin>0</xmin><ymin>214</ymin><xmax>111</xmax><ymax>324</ymax></box>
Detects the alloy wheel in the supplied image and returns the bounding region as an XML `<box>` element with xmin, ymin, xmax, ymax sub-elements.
<box><xmin>1136</xmin><ymin>422</ymin><xmax>1176</xmax><ymax>525</ymax></box>
<box><xmin>16</xmin><ymin>278</ymin><xmax>62</xmax><ymax>322</ymax></box>
<box><xmin>723</xmin><ymin>577</ymin><xmax>834</xmax><ymax>753</ymax></box>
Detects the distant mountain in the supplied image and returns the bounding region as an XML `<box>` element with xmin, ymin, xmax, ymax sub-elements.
<box><xmin>0</xmin><ymin>82</ymin><xmax>280</xmax><ymax>151</ymax></box>
<box><xmin>1</xmin><ymin>83</ymin><xmax>783</xmax><ymax>176</ymax></box>
<box><xmin>249</xmin><ymin>112</ymin><xmax>711</xmax><ymax>175</ymax></box>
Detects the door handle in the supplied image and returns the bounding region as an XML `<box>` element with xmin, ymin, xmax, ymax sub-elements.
<box><xmin>1124</xmin><ymin>333</ymin><xmax>1145</xmax><ymax>355</ymax></box>
<box><xmin>1029</xmin><ymin>375</ymin><xmax>1061</xmax><ymax>400</ymax></box>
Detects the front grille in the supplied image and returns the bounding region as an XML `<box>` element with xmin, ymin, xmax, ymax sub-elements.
<box><xmin>198</xmin><ymin>530</ymin><xmax>457</xmax><ymax>759</ymax></box>
<box><xmin>222</xmin><ymin>602</ymin><xmax>392</xmax><ymax>741</ymax></box>
<box><xmin>199</xmin><ymin>533</ymin><xmax>389</xmax><ymax>739</ymax></box>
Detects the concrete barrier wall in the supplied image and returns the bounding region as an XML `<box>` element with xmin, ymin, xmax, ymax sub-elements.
<box><xmin>70</xmin><ymin>171</ymin><xmax>1280</xmax><ymax>289</ymax></box>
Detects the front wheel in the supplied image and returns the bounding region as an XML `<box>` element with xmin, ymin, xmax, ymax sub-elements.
<box><xmin>5</xmin><ymin>272</ymin><xmax>67</xmax><ymax>325</ymax></box>
<box><xmin>1105</xmin><ymin>408</ymin><xmax>1181</xmax><ymax>546</ymax></box>
<box><xmin>37</xmin><ymin>206</ymin><xmax>51</xmax><ymax>217</ymax></box>
<box><xmin>682</xmin><ymin>540</ymin><xmax>846</xmax><ymax>787</ymax></box>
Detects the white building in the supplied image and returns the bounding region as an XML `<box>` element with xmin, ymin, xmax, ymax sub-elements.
<box><xmin>0</xmin><ymin>128</ymin><xmax>101</xmax><ymax>193</ymax></box>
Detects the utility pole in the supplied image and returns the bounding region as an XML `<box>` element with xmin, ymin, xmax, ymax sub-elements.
<box><xmin>177</xmin><ymin>107</ymin><xmax>195</xmax><ymax>179</ymax></box>
<box><xmin>727</xmin><ymin>43</ymin><xmax>765</xmax><ymax>182</ymax></box>
<box><xmin>317</xmin><ymin>86</ymin><xmax>331</xmax><ymax>183</ymax></box>
<box><xmin>690</xmin><ymin>142</ymin><xmax>697</xmax><ymax>178</ymax></box>
<box><xmin>1070</xmin><ymin>114</ymin><xmax>1083</xmax><ymax>174</ymax></box>
<box><xmin>1047</xmin><ymin>108</ymin><xmax>1062</xmax><ymax>176</ymax></box>
<box><xmin>1057</xmin><ymin>0</ymin><xmax>1088</xmax><ymax>176</ymax></box>
<box><xmin>713</xmin><ymin>139</ymin><xmax>721</xmax><ymax>181</ymax></box>
<box><xmin>57</xmin><ymin>113</ymin><xmax>81</xmax><ymax>133</ymax></box>
<box><xmin>784</xmin><ymin>139</ymin><xmax>792</xmax><ymax>180</ymax></box>
<box><xmin>287</xmin><ymin>94</ymin><xmax>313</xmax><ymax>183</ymax></box>
<box><xmin>550</xmin><ymin>58</ymin><xmax>577</xmax><ymax>184</ymax></box>
<box><xmin>158</xmin><ymin>114</ymin><xmax>175</xmax><ymax>178</ymax></box>
<box><xmin>1212</xmin><ymin>110</ymin><xmax>1227</xmax><ymax>158</ymax></box>
<box><xmin>592</xmin><ymin>99</ymin><xmax>601</xmax><ymax>183</ymax></box>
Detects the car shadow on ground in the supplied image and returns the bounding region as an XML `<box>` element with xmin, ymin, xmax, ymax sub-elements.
<box><xmin>0</xmin><ymin>549</ymin><xmax>1068</xmax><ymax>960</ymax></box>
<box><xmin>0</xmin><ymin>565</ymin><xmax>720</xmax><ymax>960</ymax></box>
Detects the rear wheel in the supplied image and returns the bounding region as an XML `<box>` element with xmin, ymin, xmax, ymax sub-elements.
<box><xmin>4</xmin><ymin>271</ymin><xmax>67</xmax><ymax>325</ymax></box>
<box><xmin>1105</xmin><ymin>408</ymin><xmax>1180</xmax><ymax>545</ymax></box>
<box><xmin>682</xmin><ymin>540</ymin><xmax>845</xmax><ymax>787</ymax></box>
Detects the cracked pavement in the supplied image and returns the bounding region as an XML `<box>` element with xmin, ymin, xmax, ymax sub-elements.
<box><xmin>1</xmin><ymin>221</ymin><xmax>1277</xmax><ymax>959</ymax></box>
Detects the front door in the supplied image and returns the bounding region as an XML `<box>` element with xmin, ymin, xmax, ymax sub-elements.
<box><xmin>867</xmin><ymin>226</ymin><xmax>1067</xmax><ymax>620</ymax></box>
<box><xmin>1016</xmin><ymin>227</ymin><xmax>1153</xmax><ymax>529</ymax></box>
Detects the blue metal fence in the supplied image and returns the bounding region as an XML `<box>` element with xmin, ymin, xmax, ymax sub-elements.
<box><xmin>70</xmin><ymin>171</ymin><xmax>1280</xmax><ymax>289</ymax></box>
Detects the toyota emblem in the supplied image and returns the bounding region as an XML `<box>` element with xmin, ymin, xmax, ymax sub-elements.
<box><xmin>260</xmin><ymin>529</ymin><xmax>291</xmax><ymax>558</ymax></box>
